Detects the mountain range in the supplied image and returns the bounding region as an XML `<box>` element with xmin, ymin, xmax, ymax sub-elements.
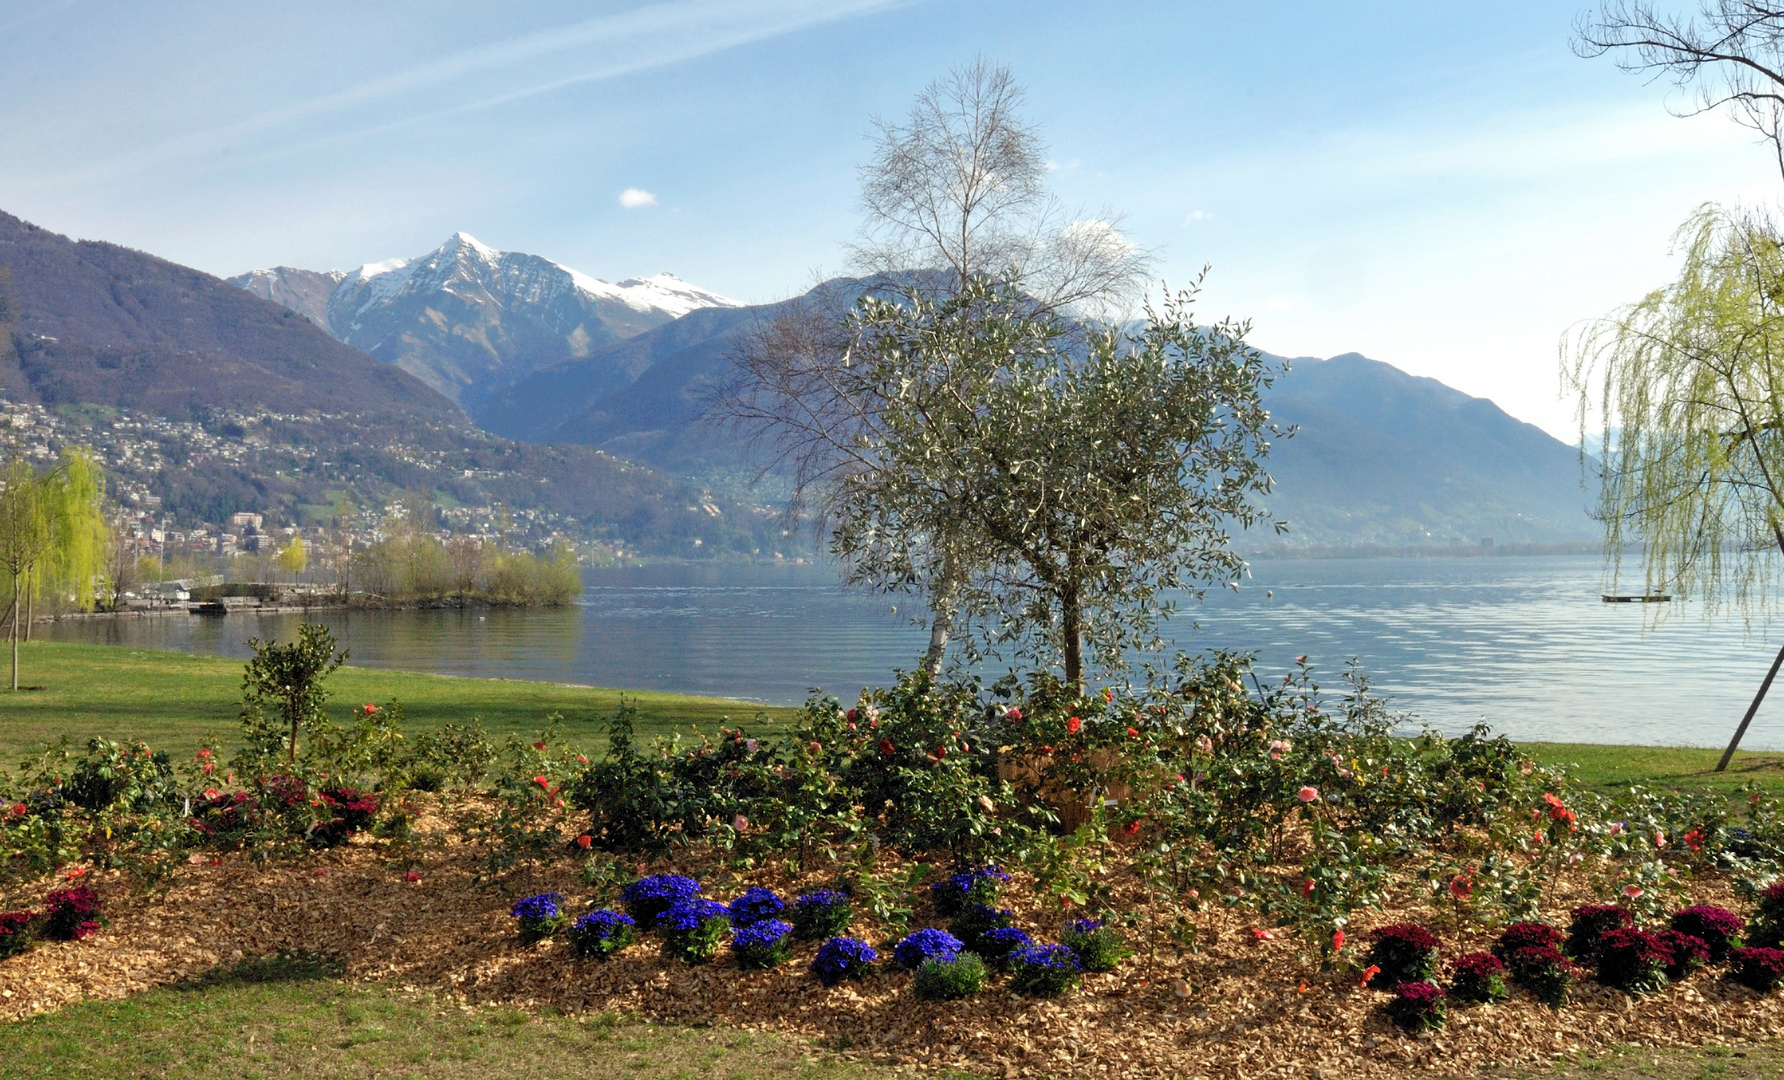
<box><xmin>0</xmin><ymin>210</ymin><xmax>778</xmax><ymax>557</ymax></box>
<box><xmin>456</xmin><ymin>281</ymin><xmax>1599</xmax><ymax>546</ymax></box>
<box><xmin>229</xmin><ymin>233</ymin><xmax>741</xmax><ymax>411</ymax></box>
<box><xmin>0</xmin><ymin>208</ymin><xmax>1596</xmax><ymax>551</ymax></box>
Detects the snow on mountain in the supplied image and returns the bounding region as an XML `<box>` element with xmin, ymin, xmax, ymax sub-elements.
<box><xmin>232</xmin><ymin>233</ymin><xmax>739</xmax><ymax>410</ymax></box>
<box><xmin>226</xmin><ymin>266</ymin><xmax>346</xmax><ymax>330</ymax></box>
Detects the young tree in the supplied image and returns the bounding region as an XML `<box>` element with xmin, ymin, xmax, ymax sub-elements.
<box><xmin>834</xmin><ymin>277</ymin><xmax>1284</xmax><ymax>689</ymax></box>
<box><xmin>1565</xmin><ymin>203</ymin><xmax>1784</xmax><ymax>768</ymax></box>
<box><xmin>721</xmin><ymin>60</ymin><xmax>1151</xmax><ymax>673</ymax></box>
<box><xmin>241</xmin><ymin>623</ymin><xmax>346</xmax><ymax>763</ymax></box>
<box><xmin>1577</xmin><ymin>3</ymin><xmax>1784</xmax><ymax>178</ymax></box>
<box><xmin>278</xmin><ymin>536</ymin><xmax>307</xmax><ymax>582</ymax></box>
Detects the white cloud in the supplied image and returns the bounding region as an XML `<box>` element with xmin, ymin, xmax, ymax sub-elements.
<box><xmin>1184</xmin><ymin>209</ymin><xmax>1211</xmax><ymax>224</ymax></box>
<box><xmin>619</xmin><ymin>187</ymin><xmax>659</xmax><ymax>209</ymax></box>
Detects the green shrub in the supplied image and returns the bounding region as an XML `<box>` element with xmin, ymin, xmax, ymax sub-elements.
<box><xmin>913</xmin><ymin>953</ymin><xmax>987</xmax><ymax>1000</ymax></box>
<box><xmin>1061</xmin><ymin>918</ymin><xmax>1126</xmax><ymax>973</ymax></box>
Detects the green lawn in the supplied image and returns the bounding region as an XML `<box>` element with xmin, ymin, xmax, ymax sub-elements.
<box><xmin>0</xmin><ymin>954</ymin><xmax>911</xmax><ymax>1080</ymax></box>
<box><xmin>1523</xmin><ymin>741</ymin><xmax>1784</xmax><ymax>797</ymax></box>
<box><xmin>0</xmin><ymin>640</ymin><xmax>796</xmax><ymax>761</ymax></box>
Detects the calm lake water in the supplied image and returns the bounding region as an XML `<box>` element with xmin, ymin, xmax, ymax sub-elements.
<box><xmin>36</xmin><ymin>556</ymin><xmax>1784</xmax><ymax>749</ymax></box>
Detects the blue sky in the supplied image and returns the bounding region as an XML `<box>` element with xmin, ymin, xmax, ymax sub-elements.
<box><xmin>1</xmin><ymin>0</ymin><xmax>1778</xmax><ymax>437</ymax></box>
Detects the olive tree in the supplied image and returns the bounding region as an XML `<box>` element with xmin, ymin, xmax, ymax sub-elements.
<box><xmin>720</xmin><ymin>60</ymin><xmax>1151</xmax><ymax>673</ymax></box>
<box><xmin>1565</xmin><ymin>203</ymin><xmax>1784</xmax><ymax>767</ymax></box>
<box><xmin>241</xmin><ymin>622</ymin><xmax>346</xmax><ymax>763</ymax></box>
<box><xmin>833</xmin><ymin>277</ymin><xmax>1285</xmax><ymax>690</ymax></box>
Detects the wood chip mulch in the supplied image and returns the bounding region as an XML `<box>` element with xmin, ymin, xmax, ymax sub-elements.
<box><xmin>1</xmin><ymin>816</ymin><xmax>1779</xmax><ymax>1079</ymax></box>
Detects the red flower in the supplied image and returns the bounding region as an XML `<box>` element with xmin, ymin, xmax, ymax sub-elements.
<box><xmin>531</xmin><ymin>775</ymin><xmax>550</xmax><ymax>789</ymax></box>
<box><xmin>1301</xmin><ymin>879</ymin><xmax>1315</xmax><ymax>898</ymax></box>
<box><xmin>1250</xmin><ymin>927</ymin><xmax>1273</xmax><ymax>942</ymax></box>
<box><xmin>878</xmin><ymin>739</ymin><xmax>896</xmax><ymax>757</ymax></box>
<box><xmin>532</xmin><ymin>741</ymin><xmax>546</xmax><ymax>751</ymax></box>
<box><xmin>8</xmin><ymin>803</ymin><xmax>24</xmax><ymax>817</ymax></box>
<box><xmin>846</xmin><ymin>708</ymin><xmax>859</xmax><ymax>722</ymax></box>
<box><xmin>362</xmin><ymin>704</ymin><xmax>376</xmax><ymax>715</ymax></box>
<box><xmin>1127</xmin><ymin>727</ymin><xmax>1140</xmax><ymax>738</ymax></box>
<box><xmin>1005</xmin><ymin>707</ymin><xmax>1022</xmax><ymax>722</ymax></box>
<box><xmin>1066</xmin><ymin>716</ymin><xmax>1081</xmax><ymax>734</ymax></box>
<box><xmin>196</xmin><ymin>747</ymin><xmax>212</xmax><ymax>760</ymax></box>
<box><xmin>1684</xmin><ymin>829</ymin><xmax>1704</xmax><ymax>852</ymax></box>
<box><xmin>931</xmin><ymin>745</ymin><xmax>947</xmax><ymax>761</ymax></box>
<box><xmin>1332</xmin><ymin>929</ymin><xmax>1345</xmax><ymax>952</ymax></box>
<box><xmin>1359</xmin><ymin>964</ymin><xmax>1381</xmax><ymax>988</ymax></box>
<box><xmin>404</xmin><ymin>870</ymin><xmax>422</xmax><ymax>883</ymax></box>
<box><xmin>1449</xmin><ymin>873</ymin><xmax>1472</xmax><ymax>900</ymax></box>
<box><xmin>577</xmin><ymin>755</ymin><xmax>589</xmax><ymax>764</ymax></box>
<box><xmin>1123</xmin><ymin>820</ymin><xmax>1142</xmax><ymax>835</ymax></box>
<box><xmin>576</xmin><ymin>834</ymin><xmax>592</xmax><ymax>849</ymax></box>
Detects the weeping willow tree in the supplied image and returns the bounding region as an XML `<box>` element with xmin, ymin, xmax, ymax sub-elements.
<box><xmin>0</xmin><ymin>448</ymin><xmax>110</xmax><ymax>691</ymax></box>
<box><xmin>1566</xmin><ymin>203</ymin><xmax>1784</xmax><ymax>768</ymax></box>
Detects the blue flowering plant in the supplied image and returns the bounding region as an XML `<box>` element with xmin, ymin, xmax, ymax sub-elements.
<box><xmin>733</xmin><ymin>918</ymin><xmax>795</xmax><ymax>970</ymax></box>
<box><xmin>1061</xmin><ymin>917</ymin><xmax>1128</xmax><ymax>973</ymax></box>
<box><xmin>792</xmin><ymin>890</ymin><xmax>853</xmax><ymax>940</ymax></box>
<box><xmin>949</xmin><ymin>903</ymin><xmax>1015</xmax><ymax>954</ymax></box>
<box><xmin>566</xmin><ymin>909</ymin><xmax>636</xmax><ymax>960</ymax></box>
<box><xmin>914</xmin><ymin>952</ymin><xmax>988</xmax><ymax>1000</ymax></box>
<box><xmin>510</xmin><ymin>892</ymin><xmax>568</xmax><ymax>944</ymax></box>
<box><xmin>977</xmin><ymin>926</ymin><xmax>1034</xmax><ymax>970</ymax></box>
<box><xmin>811</xmin><ymin>936</ymin><xmax>878</xmax><ymax>987</ymax></box>
<box><xmin>727</xmin><ymin>887</ymin><xmax>785</xmax><ymax>928</ymax></box>
<box><xmin>622</xmin><ymin>874</ymin><xmax>703</xmax><ymax>929</ymax></box>
<box><xmin>1009</xmin><ymin>943</ymin><xmax>1083</xmax><ymax>996</ymax></box>
<box><xmin>893</xmin><ymin>928</ymin><xmax>964</xmax><ymax>969</ymax></box>
<box><xmin>930</xmin><ymin>865</ymin><xmax>1011</xmax><ymax>917</ymax></box>
<box><xmin>660</xmin><ymin>899</ymin><xmax>731</xmax><ymax>964</ymax></box>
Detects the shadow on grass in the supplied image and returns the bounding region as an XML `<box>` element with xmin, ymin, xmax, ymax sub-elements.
<box><xmin>174</xmin><ymin>949</ymin><xmax>346</xmax><ymax>991</ymax></box>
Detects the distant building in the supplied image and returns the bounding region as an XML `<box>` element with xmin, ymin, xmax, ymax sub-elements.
<box><xmin>229</xmin><ymin>512</ymin><xmax>264</xmax><ymax>531</ymax></box>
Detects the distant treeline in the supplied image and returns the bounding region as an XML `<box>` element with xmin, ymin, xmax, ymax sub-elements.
<box><xmin>349</xmin><ymin>534</ymin><xmax>581</xmax><ymax>606</ymax></box>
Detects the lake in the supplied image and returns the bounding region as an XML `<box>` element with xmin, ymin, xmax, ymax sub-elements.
<box><xmin>36</xmin><ymin>556</ymin><xmax>1784</xmax><ymax>749</ymax></box>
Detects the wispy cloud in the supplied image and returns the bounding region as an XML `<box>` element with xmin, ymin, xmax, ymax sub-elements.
<box><xmin>36</xmin><ymin>0</ymin><xmax>909</xmax><ymax>189</ymax></box>
<box><xmin>619</xmin><ymin>187</ymin><xmax>659</xmax><ymax>208</ymax></box>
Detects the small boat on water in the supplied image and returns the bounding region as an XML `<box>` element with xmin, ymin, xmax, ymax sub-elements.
<box><xmin>1601</xmin><ymin>593</ymin><xmax>1671</xmax><ymax>603</ymax></box>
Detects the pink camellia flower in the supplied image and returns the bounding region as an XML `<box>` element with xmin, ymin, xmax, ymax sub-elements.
<box><xmin>1196</xmin><ymin>735</ymin><xmax>1214</xmax><ymax>754</ymax></box>
<box><xmin>733</xmin><ymin>814</ymin><xmax>749</xmax><ymax>832</ymax></box>
<box><xmin>1005</xmin><ymin>707</ymin><xmax>1023</xmax><ymax>722</ymax></box>
<box><xmin>1654</xmin><ymin>831</ymin><xmax>1667</xmax><ymax>849</ymax></box>
<box><xmin>404</xmin><ymin>870</ymin><xmax>422</xmax><ymax>883</ymax></box>
<box><xmin>1623</xmin><ymin>884</ymin><xmax>1643</xmax><ymax>899</ymax></box>
<box><xmin>809</xmin><ymin>741</ymin><xmax>822</xmax><ymax>753</ymax></box>
<box><xmin>745</xmin><ymin>739</ymin><xmax>759</xmax><ymax>754</ymax></box>
<box><xmin>1297</xmin><ymin>786</ymin><xmax>1319</xmax><ymax>803</ymax></box>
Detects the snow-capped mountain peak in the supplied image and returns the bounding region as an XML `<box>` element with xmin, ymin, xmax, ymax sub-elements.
<box><xmin>236</xmin><ymin>233</ymin><xmax>740</xmax><ymax>410</ymax></box>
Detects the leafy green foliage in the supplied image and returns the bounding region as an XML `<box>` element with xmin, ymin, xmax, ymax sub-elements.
<box><xmin>912</xmin><ymin>953</ymin><xmax>987</xmax><ymax>1000</ymax></box>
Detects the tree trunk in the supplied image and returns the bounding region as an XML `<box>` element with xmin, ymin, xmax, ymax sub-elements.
<box><xmin>1718</xmin><ymin>526</ymin><xmax>1784</xmax><ymax>771</ymax></box>
<box><xmin>11</xmin><ymin>572</ymin><xmax>19</xmax><ymax>692</ymax></box>
<box><xmin>1061</xmin><ymin>581</ymin><xmax>1084</xmax><ymax>694</ymax></box>
<box><xmin>923</xmin><ymin>558</ymin><xmax>958</xmax><ymax>676</ymax></box>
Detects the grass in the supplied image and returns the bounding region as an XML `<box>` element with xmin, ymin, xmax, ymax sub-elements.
<box><xmin>1540</xmin><ymin>1042</ymin><xmax>1784</xmax><ymax>1079</ymax></box>
<box><xmin>0</xmin><ymin>954</ymin><xmax>919</xmax><ymax>1080</ymax></box>
<box><xmin>1522</xmin><ymin>742</ymin><xmax>1784</xmax><ymax>797</ymax></box>
<box><xmin>0</xmin><ymin>640</ymin><xmax>797</xmax><ymax>761</ymax></box>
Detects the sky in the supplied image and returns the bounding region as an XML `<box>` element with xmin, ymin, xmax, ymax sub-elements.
<box><xmin>0</xmin><ymin>0</ymin><xmax>1779</xmax><ymax>439</ymax></box>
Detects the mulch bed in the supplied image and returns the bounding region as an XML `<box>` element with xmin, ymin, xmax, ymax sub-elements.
<box><xmin>0</xmin><ymin>814</ymin><xmax>1778</xmax><ymax>1079</ymax></box>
